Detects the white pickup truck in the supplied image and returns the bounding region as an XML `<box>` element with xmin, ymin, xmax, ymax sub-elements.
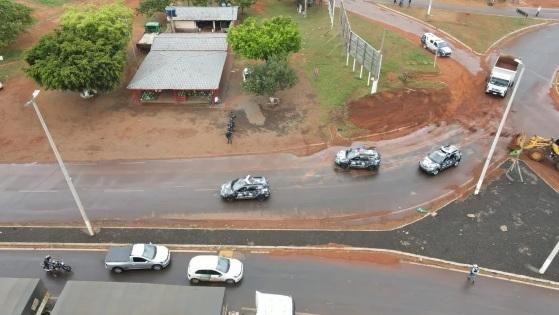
<box><xmin>485</xmin><ymin>55</ymin><xmax>521</xmax><ymax>98</ymax></box>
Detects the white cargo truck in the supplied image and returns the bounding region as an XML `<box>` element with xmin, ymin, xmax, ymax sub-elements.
<box><xmin>485</xmin><ymin>55</ymin><xmax>521</xmax><ymax>98</ymax></box>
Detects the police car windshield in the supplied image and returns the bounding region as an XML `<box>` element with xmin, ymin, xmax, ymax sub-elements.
<box><xmin>437</xmin><ymin>42</ymin><xmax>449</xmax><ymax>48</ymax></box>
<box><xmin>346</xmin><ymin>149</ymin><xmax>359</xmax><ymax>160</ymax></box>
<box><xmin>232</xmin><ymin>179</ymin><xmax>245</xmax><ymax>191</ymax></box>
<box><xmin>428</xmin><ymin>151</ymin><xmax>446</xmax><ymax>164</ymax></box>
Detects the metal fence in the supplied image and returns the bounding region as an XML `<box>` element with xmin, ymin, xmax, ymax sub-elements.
<box><xmin>339</xmin><ymin>0</ymin><xmax>383</xmax><ymax>93</ymax></box>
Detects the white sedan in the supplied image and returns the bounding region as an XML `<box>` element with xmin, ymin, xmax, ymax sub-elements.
<box><xmin>187</xmin><ymin>255</ymin><xmax>244</xmax><ymax>285</ymax></box>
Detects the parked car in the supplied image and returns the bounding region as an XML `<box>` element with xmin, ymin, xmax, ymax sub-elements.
<box><xmin>421</xmin><ymin>33</ymin><xmax>452</xmax><ymax>57</ymax></box>
<box><xmin>104</xmin><ymin>243</ymin><xmax>171</xmax><ymax>273</ymax></box>
<box><xmin>335</xmin><ymin>146</ymin><xmax>381</xmax><ymax>171</ymax></box>
<box><xmin>419</xmin><ymin>145</ymin><xmax>462</xmax><ymax>175</ymax></box>
<box><xmin>220</xmin><ymin>175</ymin><xmax>271</xmax><ymax>201</ymax></box>
<box><xmin>187</xmin><ymin>255</ymin><xmax>244</xmax><ymax>285</ymax></box>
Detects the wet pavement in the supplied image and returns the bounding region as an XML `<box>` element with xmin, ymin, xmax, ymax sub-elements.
<box><xmin>0</xmin><ymin>125</ymin><xmax>489</xmax><ymax>224</ymax></box>
<box><xmin>2</xmin><ymin>162</ymin><xmax>558</xmax><ymax>282</ymax></box>
<box><xmin>373</xmin><ymin>0</ymin><xmax>559</xmax><ymax>20</ymax></box>
<box><xmin>1</xmin><ymin>249</ymin><xmax>557</xmax><ymax>315</ymax></box>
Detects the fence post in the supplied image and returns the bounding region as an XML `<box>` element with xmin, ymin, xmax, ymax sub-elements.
<box><xmin>367</xmin><ymin>71</ymin><xmax>371</xmax><ymax>86</ymax></box>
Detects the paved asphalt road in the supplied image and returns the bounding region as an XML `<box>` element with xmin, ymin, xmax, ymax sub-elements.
<box><xmin>2</xmin><ymin>162</ymin><xmax>558</xmax><ymax>282</ymax></box>
<box><xmin>0</xmin><ymin>126</ymin><xmax>488</xmax><ymax>223</ymax></box>
<box><xmin>374</xmin><ymin>0</ymin><xmax>559</xmax><ymax>20</ymax></box>
<box><xmin>1</xmin><ymin>249</ymin><xmax>558</xmax><ymax>315</ymax></box>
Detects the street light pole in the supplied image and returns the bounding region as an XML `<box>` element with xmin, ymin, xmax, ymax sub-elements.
<box><xmin>427</xmin><ymin>0</ymin><xmax>433</xmax><ymax>16</ymax></box>
<box><xmin>25</xmin><ymin>90</ymin><xmax>94</xmax><ymax>236</ymax></box>
<box><xmin>474</xmin><ymin>64</ymin><xmax>525</xmax><ymax>195</ymax></box>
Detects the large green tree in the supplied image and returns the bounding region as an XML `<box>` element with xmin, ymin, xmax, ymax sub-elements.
<box><xmin>138</xmin><ymin>0</ymin><xmax>171</xmax><ymax>16</ymax></box>
<box><xmin>228</xmin><ymin>16</ymin><xmax>301</xmax><ymax>60</ymax></box>
<box><xmin>25</xmin><ymin>2</ymin><xmax>133</xmax><ymax>92</ymax></box>
<box><xmin>242</xmin><ymin>57</ymin><xmax>298</xmax><ymax>97</ymax></box>
<box><xmin>0</xmin><ymin>0</ymin><xmax>33</xmax><ymax>49</ymax></box>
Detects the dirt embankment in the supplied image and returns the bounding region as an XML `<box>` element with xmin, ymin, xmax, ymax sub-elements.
<box><xmin>348</xmin><ymin>57</ymin><xmax>501</xmax><ymax>137</ymax></box>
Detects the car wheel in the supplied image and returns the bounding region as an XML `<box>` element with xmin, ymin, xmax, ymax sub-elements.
<box><xmin>367</xmin><ymin>165</ymin><xmax>378</xmax><ymax>171</ymax></box>
<box><xmin>62</xmin><ymin>265</ymin><xmax>72</xmax><ymax>272</ymax></box>
<box><xmin>257</xmin><ymin>194</ymin><xmax>267</xmax><ymax>201</ymax></box>
<box><xmin>152</xmin><ymin>264</ymin><xmax>163</xmax><ymax>271</ymax></box>
<box><xmin>225</xmin><ymin>279</ymin><xmax>236</xmax><ymax>285</ymax></box>
<box><xmin>340</xmin><ymin>163</ymin><xmax>350</xmax><ymax>169</ymax></box>
<box><xmin>112</xmin><ymin>267</ymin><xmax>124</xmax><ymax>274</ymax></box>
<box><xmin>190</xmin><ymin>278</ymin><xmax>200</xmax><ymax>284</ymax></box>
<box><xmin>225</xmin><ymin>195</ymin><xmax>235</xmax><ymax>201</ymax></box>
<box><xmin>454</xmin><ymin>159</ymin><xmax>460</xmax><ymax>167</ymax></box>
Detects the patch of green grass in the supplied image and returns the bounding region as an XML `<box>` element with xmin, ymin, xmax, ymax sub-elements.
<box><xmin>0</xmin><ymin>62</ymin><xmax>22</xmax><ymax>82</ymax></box>
<box><xmin>34</xmin><ymin>0</ymin><xmax>68</xmax><ymax>6</ymax></box>
<box><xmin>348</xmin><ymin>12</ymin><xmax>439</xmax><ymax>90</ymax></box>
<box><xmin>247</xmin><ymin>1</ymin><xmax>440</xmax><ymax>110</ymax></box>
<box><xmin>393</xmin><ymin>7</ymin><xmax>540</xmax><ymax>52</ymax></box>
<box><xmin>0</xmin><ymin>49</ymin><xmax>23</xmax><ymax>63</ymax></box>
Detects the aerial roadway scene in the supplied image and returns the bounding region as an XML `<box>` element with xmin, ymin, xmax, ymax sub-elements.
<box><xmin>1</xmin><ymin>0</ymin><xmax>559</xmax><ymax>314</ymax></box>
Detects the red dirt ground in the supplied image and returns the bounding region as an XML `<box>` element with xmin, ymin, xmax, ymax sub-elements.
<box><xmin>0</xmin><ymin>0</ymin><xmax>326</xmax><ymax>163</ymax></box>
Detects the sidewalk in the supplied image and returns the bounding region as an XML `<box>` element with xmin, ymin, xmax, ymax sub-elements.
<box><xmin>1</xmin><ymin>161</ymin><xmax>558</xmax><ymax>282</ymax></box>
<box><xmin>374</xmin><ymin>0</ymin><xmax>559</xmax><ymax>19</ymax></box>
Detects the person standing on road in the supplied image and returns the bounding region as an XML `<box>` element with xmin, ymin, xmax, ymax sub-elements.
<box><xmin>226</xmin><ymin>130</ymin><xmax>233</xmax><ymax>144</ymax></box>
<box><xmin>408</xmin><ymin>0</ymin><xmax>411</xmax><ymax>7</ymax></box>
<box><xmin>536</xmin><ymin>6</ymin><xmax>542</xmax><ymax>17</ymax></box>
<box><xmin>394</xmin><ymin>0</ymin><xmax>397</xmax><ymax>4</ymax></box>
<box><xmin>468</xmin><ymin>264</ymin><xmax>480</xmax><ymax>283</ymax></box>
<box><xmin>399</xmin><ymin>0</ymin><xmax>403</xmax><ymax>7</ymax></box>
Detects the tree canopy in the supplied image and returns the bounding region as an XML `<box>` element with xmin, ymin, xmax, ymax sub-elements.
<box><xmin>138</xmin><ymin>0</ymin><xmax>171</xmax><ymax>16</ymax></box>
<box><xmin>228</xmin><ymin>16</ymin><xmax>301</xmax><ymax>60</ymax></box>
<box><xmin>0</xmin><ymin>0</ymin><xmax>33</xmax><ymax>49</ymax></box>
<box><xmin>242</xmin><ymin>57</ymin><xmax>298</xmax><ymax>97</ymax></box>
<box><xmin>25</xmin><ymin>2</ymin><xmax>133</xmax><ymax>92</ymax></box>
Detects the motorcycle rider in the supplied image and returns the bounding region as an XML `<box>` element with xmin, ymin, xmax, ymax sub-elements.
<box><xmin>43</xmin><ymin>255</ymin><xmax>52</xmax><ymax>270</ymax></box>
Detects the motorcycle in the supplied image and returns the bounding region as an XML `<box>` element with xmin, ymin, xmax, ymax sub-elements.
<box><xmin>41</xmin><ymin>255</ymin><xmax>72</xmax><ymax>273</ymax></box>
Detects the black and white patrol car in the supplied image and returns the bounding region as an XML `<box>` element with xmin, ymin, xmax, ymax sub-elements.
<box><xmin>335</xmin><ymin>146</ymin><xmax>381</xmax><ymax>171</ymax></box>
<box><xmin>419</xmin><ymin>145</ymin><xmax>462</xmax><ymax>175</ymax></box>
<box><xmin>220</xmin><ymin>175</ymin><xmax>271</xmax><ymax>201</ymax></box>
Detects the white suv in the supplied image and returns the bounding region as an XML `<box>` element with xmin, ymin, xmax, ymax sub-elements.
<box><xmin>421</xmin><ymin>33</ymin><xmax>452</xmax><ymax>57</ymax></box>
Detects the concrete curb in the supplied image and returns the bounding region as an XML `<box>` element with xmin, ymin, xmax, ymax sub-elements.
<box><xmin>1</xmin><ymin>242</ymin><xmax>557</xmax><ymax>290</ymax></box>
<box><xmin>375</xmin><ymin>3</ymin><xmax>554</xmax><ymax>56</ymax></box>
<box><xmin>484</xmin><ymin>21</ymin><xmax>555</xmax><ymax>54</ymax></box>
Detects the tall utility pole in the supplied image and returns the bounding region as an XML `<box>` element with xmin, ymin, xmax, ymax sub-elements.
<box><xmin>427</xmin><ymin>0</ymin><xmax>433</xmax><ymax>16</ymax></box>
<box><xmin>25</xmin><ymin>90</ymin><xmax>94</xmax><ymax>236</ymax></box>
<box><xmin>474</xmin><ymin>64</ymin><xmax>525</xmax><ymax>195</ymax></box>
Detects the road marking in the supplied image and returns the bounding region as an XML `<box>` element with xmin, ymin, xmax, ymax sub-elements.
<box><xmin>68</xmin><ymin>162</ymin><xmax>96</xmax><ymax>166</ymax></box>
<box><xmin>194</xmin><ymin>188</ymin><xmax>215</xmax><ymax>192</ymax></box>
<box><xmin>539</xmin><ymin>240</ymin><xmax>559</xmax><ymax>274</ymax></box>
<box><xmin>173</xmin><ymin>185</ymin><xmax>186</xmax><ymax>188</ymax></box>
<box><xmin>103</xmin><ymin>189</ymin><xmax>145</xmax><ymax>193</ymax></box>
<box><xmin>17</xmin><ymin>190</ymin><xmax>59</xmax><ymax>193</ymax></box>
<box><xmin>118</xmin><ymin>161</ymin><xmax>145</xmax><ymax>165</ymax></box>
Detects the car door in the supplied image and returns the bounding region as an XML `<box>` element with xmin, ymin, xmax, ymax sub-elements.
<box><xmin>441</xmin><ymin>155</ymin><xmax>453</xmax><ymax>170</ymax></box>
<box><xmin>208</xmin><ymin>269</ymin><xmax>224</xmax><ymax>282</ymax></box>
<box><xmin>131</xmin><ymin>256</ymin><xmax>149</xmax><ymax>269</ymax></box>
<box><xmin>236</xmin><ymin>187</ymin><xmax>247</xmax><ymax>199</ymax></box>
<box><xmin>195</xmin><ymin>269</ymin><xmax>212</xmax><ymax>282</ymax></box>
